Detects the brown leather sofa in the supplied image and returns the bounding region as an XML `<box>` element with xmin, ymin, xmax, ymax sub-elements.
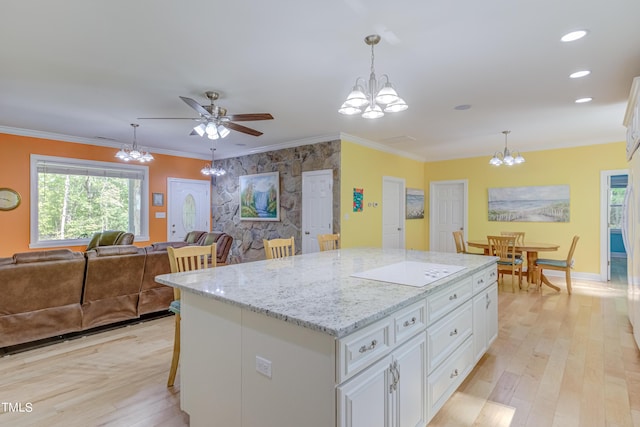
<box><xmin>0</xmin><ymin>232</ymin><xmax>234</xmax><ymax>349</ymax></box>
<box><xmin>86</xmin><ymin>230</ymin><xmax>135</xmax><ymax>250</ymax></box>
<box><xmin>0</xmin><ymin>249</ymin><xmax>86</xmax><ymax>348</ymax></box>
<box><xmin>83</xmin><ymin>245</ymin><xmax>147</xmax><ymax>329</ymax></box>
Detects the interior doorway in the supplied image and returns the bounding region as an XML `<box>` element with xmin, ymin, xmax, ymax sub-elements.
<box><xmin>600</xmin><ymin>170</ymin><xmax>628</xmax><ymax>283</ymax></box>
<box><xmin>382</xmin><ymin>176</ymin><xmax>405</xmax><ymax>249</ymax></box>
<box><xmin>429</xmin><ymin>180</ymin><xmax>468</xmax><ymax>252</ymax></box>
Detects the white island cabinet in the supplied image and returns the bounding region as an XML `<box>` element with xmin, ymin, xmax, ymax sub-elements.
<box><xmin>156</xmin><ymin>248</ymin><xmax>497</xmax><ymax>427</ymax></box>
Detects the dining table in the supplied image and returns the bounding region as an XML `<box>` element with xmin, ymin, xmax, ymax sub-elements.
<box><xmin>467</xmin><ymin>239</ymin><xmax>561</xmax><ymax>291</ymax></box>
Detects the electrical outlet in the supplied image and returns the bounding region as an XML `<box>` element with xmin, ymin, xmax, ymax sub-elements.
<box><xmin>256</xmin><ymin>356</ymin><xmax>272</xmax><ymax>378</ymax></box>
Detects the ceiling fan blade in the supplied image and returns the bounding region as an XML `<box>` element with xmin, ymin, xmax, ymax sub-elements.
<box><xmin>225</xmin><ymin>113</ymin><xmax>274</xmax><ymax>122</ymax></box>
<box><xmin>225</xmin><ymin>121</ymin><xmax>264</xmax><ymax>137</ymax></box>
<box><xmin>179</xmin><ymin>96</ymin><xmax>212</xmax><ymax>118</ymax></box>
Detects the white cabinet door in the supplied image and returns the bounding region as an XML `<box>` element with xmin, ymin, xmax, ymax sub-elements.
<box><xmin>472</xmin><ymin>282</ymin><xmax>498</xmax><ymax>363</ymax></box>
<box><xmin>486</xmin><ymin>283</ymin><xmax>498</xmax><ymax>347</ymax></box>
<box><xmin>472</xmin><ymin>292</ymin><xmax>487</xmax><ymax>362</ymax></box>
<box><xmin>337</xmin><ymin>354</ymin><xmax>391</xmax><ymax>427</ymax></box>
<box><xmin>394</xmin><ymin>333</ymin><xmax>427</xmax><ymax>427</ymax></box>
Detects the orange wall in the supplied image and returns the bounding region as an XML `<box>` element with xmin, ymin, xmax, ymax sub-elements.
<box><xmin>0</xmin><ymin>133</ymin><xmax>208</xmax><ymax>257</ymax></box>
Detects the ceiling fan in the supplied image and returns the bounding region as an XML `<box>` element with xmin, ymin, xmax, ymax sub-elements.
<box><xmin>138</xmin><ymin>91</ymin><xmax>273</xmax><ymax>139</ymax></box>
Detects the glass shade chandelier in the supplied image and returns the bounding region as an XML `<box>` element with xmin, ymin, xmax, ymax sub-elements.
<box><xmin>338</xmin><ymin>34</ymin><xmax>408</xmax><ymax>119</ymax></box>
<box><xmin>200</xmin><ymin>145</ymin><xmax>226</xmax><ymax>176</ymax></box>
<box><xmin>115</xmin><ymin>123</ymin><xmax>154</xmax><ymax>163</ymax></box>
<box><xmin>192</xmin><ymin>121</ymin><xmax>231</xmax><ymax>140</ymax></box>
<box><xmin>489</xmin><ymin>131</ymin><xmax>525</xmax><ymax>166</ymax></box>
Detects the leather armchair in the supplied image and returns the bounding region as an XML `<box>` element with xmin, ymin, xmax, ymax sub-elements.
<box><xmin>86</xmin><ymin>230</ymin><xmax>135</xmax><ymax>251</ymax></box>
<box><xmin>197</xmin><ymin>232</ymin><xmax>234</xmax><ymax>265</ymax></box>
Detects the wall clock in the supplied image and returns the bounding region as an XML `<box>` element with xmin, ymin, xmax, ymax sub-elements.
<box><xmin>0</xmin><ymin>188</ymin><xmax>21</xmax><ymax>211</ymax></box>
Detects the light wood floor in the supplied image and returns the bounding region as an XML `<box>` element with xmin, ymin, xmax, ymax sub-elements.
<box><xmin>1</xmin><ymin>276</ymin><xmax>639</xmax><ymax>427</ymax></box>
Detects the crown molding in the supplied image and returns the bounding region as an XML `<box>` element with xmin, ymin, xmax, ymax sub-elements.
<box><xmin>339</xmin><ymin>132</ymin><xmax>427</xmax><ymax>162</ymax></box>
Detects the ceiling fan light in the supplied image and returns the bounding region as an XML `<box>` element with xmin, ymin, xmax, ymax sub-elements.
<box><xmin>362</xmin><ymin>104</ymin><xmax>384</xmax><ymax>119</ymax></box>
<box><xmin>193</xmin><ymin>123</ymin><xmax>206</xmax><ymax>136</ymax></box>
<box><xmin>217</xmin><ymin>125</ymin><xmax>230</xmax><ymax>138</ymax></box>
<box><xmin>375</xmin><ymin>82</ymin><xmax>399</xmax><ymax>104</ymax></box>
<box><xmin>384</xmin><ymin>98</ymin><xmax>408</xmax><ymax>113</ymax></box>
<box><xmin>208</xmin><ymin>132</ymin><xmax>219</xmax><ymax>140</ymax></box>
<box><xmin>205</xmin><ymin>122</ymin><xmax>218</xmax><ymax>136</ymax></box>
<box><xmin>339</xmin><ymin>102</ymin><xmax>361</xmax><ymax>115</ymax></box>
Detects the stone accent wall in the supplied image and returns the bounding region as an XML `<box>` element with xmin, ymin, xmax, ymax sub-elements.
<box><xmin>211</xmin><ymin>139</ymin><xmax>341</xmax><ymax>263</ymax></box>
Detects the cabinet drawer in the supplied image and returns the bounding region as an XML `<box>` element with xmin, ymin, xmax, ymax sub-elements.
<box><xmin>394</xmin><ymin>300</ymin><xmax>427</xmax><ymax>344</ymax></box>
<box><xmin>427</xmin><ymin>277</ymin><xmax>473</xmax><ymax>325</ymax></box>
<box><xmin>427</xmin><ymin>337</ymin><xmax>473</xmax><ymax>418</ymax></box>
<box><xmin>337</xmin><ymin>317</ymin><xmax>393</xmax><ymax>383</ymax></box>
<box><xmin>472</xmin><ymin>265</ymin><xmax>497</xmax><ymax>293</ymax></box>
<box><xmin>427</xmin><ymin>300</ymin><xmax>472</xmax><ymax>373</ymax></box>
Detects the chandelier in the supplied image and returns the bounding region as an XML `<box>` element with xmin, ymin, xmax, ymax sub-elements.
<box><xmin>115</xmin><ymin>123</ymin><xmax>154</xmax><ymax>162</ymax></box>
<box><xmin>338</xmin><ymin>34</ymin><xmax>408</xmax><ymax>119</ymax></box>
<box><xmin>200</xmin><ymin>145</ymin><xmax>226</xmax><ymax>176</ymax></box>
<box><xmin>489</xmin><ymin>131</ymin><xmax>525</xmax><ymax>166</ymax></box>
<box><xmin>192</xmin><ymin>121</ymin><xmax>231</xmax><ymax>140</ymax></box>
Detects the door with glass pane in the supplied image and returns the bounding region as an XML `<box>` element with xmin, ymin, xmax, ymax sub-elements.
<box><xmin>167</xmin><ymin>178</ymin><xmax>210</xmax><ymax>241</ymax></box>
<box><xmin>608</xmin><ymin>174</ymin><xmax>628</xmax><ymax>282</ymax></box>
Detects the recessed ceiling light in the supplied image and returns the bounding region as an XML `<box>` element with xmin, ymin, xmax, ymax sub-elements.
<box><xmin>569</xmin><ymin>70</ymin><xmax>591</xmax><ymax>79</ymax></box>
<box><xmin>561</xmin><ymin>30</ymin><xmax>588</xmax><ymax>42</ymax></box>
<box><xmin>575</xmin><ymin>97</ymin><xmax>593</xmax><ymax>103</ymax></box>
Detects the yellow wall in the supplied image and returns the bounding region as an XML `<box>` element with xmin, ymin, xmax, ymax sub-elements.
<box><xmin>340</xmin><ymin>139</ymin><xmax>426</xmax><ymax>250</ymax></box>
<box><xmin>424</xmin><ymin>142</ymin><xmax>627</xmax><ymax>275</ymax></box>
<box><xmin>0</xmin><ymin>133</ymin><xmax>208</xmax><ymax>257</ymax></box>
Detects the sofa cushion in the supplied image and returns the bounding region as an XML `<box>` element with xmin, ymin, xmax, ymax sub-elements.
<box><xmin>89</xmin><ymin>245</ymin><xmax>143</xmax><ymax>257</ymax></box>
<box><xmin>13</xmin><ymin>249</ymin><xmax>83</xmax><ymax>263</ymax></box>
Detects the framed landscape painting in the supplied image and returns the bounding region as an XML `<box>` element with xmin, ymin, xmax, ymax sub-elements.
<box><xmin>406</xmin><ymin>188</ymin><xmax>425</xmax><ymax>219</ymax></box>
<box><xmin>239</xmin><ymin>172</ymin><xmax>280</xmax><ymax>221</ymax></box>
<box><xmin>488</xmin><ymin>185</ymin><xmax>570</xmax><ymax>222</ymax></box>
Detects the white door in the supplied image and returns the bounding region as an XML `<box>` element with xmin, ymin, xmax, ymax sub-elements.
<box><xmin>167</xmin><ymin>178</ymin><xmax>210</xmax><ymax>241</ymax></box>
<box><xmin>429</xmin><ymin>180</ymin><xmax>468</xmax><ymax>252</ymax></box>
<box><xmin>302</xmin><ymin>170</ymin><xmax>334</xmax><ymax>254</ymax></box>
<box><xmin>383</xmin><ymin>177</ymin><xmax>405</xmax><ymax>249</ymax></box>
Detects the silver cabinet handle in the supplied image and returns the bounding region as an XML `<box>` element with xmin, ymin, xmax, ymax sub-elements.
<box><xmin>449</xmin><ymin>328</ymin><xmax>458</xmax><ymax>336</ymax></box>
<box><xmin>403</xmin><ymin>317</ymin><xmax>416</xmax><ymax>327</ymax></box>
<box><xmin>359</xmin><ymin>339</ymin><xmax>378</xmax><ymax>353</ymax></box>
<box><xmin>449</xmin><ymin>293</ymin><xmax>458</xmax><ymax>301</ymax></box>
<box><xmin>389</xmin><ymin>360</ymin><xmax>400</xmax><ymax>393</ymax></box>
<box><xmin>450</xmin><ymin>369</ymin><xmax>459</xmax><ymax>378</ymax></box>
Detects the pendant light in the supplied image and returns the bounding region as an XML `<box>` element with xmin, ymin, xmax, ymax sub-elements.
<box><xmin>489</xmin><ymin>131</ymin><xmax>525</xmax><ymax>166</ymax></box>
<box><xmin>115</xmin><ymin>123</ymin><xmax>154</xmax><ymax>163</ymax></box>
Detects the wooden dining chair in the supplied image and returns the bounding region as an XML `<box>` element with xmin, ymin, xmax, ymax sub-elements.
<box><xmin>166</xmin><ymin>244</ymin><xmax>217</xmax><ymax>387</ymax></box>
<box><xmin>452</xmin><ymin>231</ymin><xmax>483</xmax><ymax>255</ymax></box>
<box><xmin>500</xmin><ymin>231</ymin><xmax>525</xmax><ymax>258</ymax></box>
<box><xmin>488</xmin><ymin>235</ymin><xmax>523</xmax><ymax>292</ymax></box>
<box><xmin>263</xmin><ymin>236</ymin><xmax>295</xmax><ymax>259</ymax></box>
<box><xmin>318</xmin><ymin>233</ymin><xmax>340</xmax><ymax>251</ymax></box>
<box><xmin>535</xmin><ymin>235</ymin><xmax>580</xmax><ymax>294</ymax></box>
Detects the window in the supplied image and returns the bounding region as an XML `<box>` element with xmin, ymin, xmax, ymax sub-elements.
<box><xmin>30</xmin><ymin>155</ymin><xmax>149</xmax><ymax>248</ymax></box>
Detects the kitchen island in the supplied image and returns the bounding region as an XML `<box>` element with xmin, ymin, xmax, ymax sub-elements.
<box><xmin>156</xmin><ymin>248</ymin><xmax>498</xmax><ymax>427</ymax></box>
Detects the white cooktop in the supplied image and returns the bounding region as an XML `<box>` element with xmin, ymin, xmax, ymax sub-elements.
<box><xmin>350</xmin><ymin>261</ymin><xmax>467</xmax><ymax>288</ymax></box>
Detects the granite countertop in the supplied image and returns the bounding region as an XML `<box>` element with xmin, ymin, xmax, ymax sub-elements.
<box><xmin>155</xmin><ymin>248</ymin><xmax>497</xmax><ymax>338</ymax></box>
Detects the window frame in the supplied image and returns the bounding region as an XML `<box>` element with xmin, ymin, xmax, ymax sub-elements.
<box><xmin>29</xmin><ymin>154</ymin><xmax>150</xmax><ymax>248</ymax></box>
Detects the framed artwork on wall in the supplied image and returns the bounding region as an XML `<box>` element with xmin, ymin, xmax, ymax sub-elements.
<box><xmin>239</xmin><ymin>172</ymin><xmax>280</xmax><ymax>221</ymax></box>
<box><xmin>152</xmin><ymin>192</ymin><xmax>164</xmax><ymax>207</ymax></box>
<box><xmin>488</xmin><ymin>185</ymin><xmax>570</xmax><ymax>222</ymax></box>
<box><xmin>406</xmin><ymin>188</ymin><xmax>425</xmax><ymax>219</ymax></box>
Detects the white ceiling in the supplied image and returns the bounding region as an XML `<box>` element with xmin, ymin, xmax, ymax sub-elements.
<box><xmin>1</xmin><ymin>0</ymin><xmax>639</xmax><ymax>162</ymax></box>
